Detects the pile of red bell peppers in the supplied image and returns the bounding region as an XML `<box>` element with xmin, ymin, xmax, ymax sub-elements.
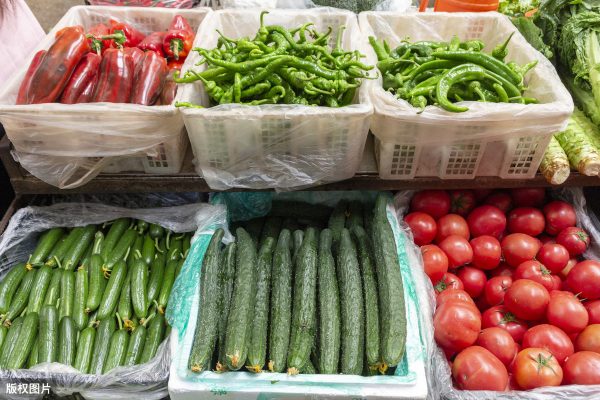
<box><xmin>17</xmin><ymin>14</ymin><xmax>195</xmax><ymax>106</ymax></box>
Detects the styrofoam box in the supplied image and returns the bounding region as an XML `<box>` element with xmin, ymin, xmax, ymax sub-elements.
<box><xmin>0</xmin><ymin>6</ymin><xmax>211</xmax><ymax>189</ymax></box>
<box><xmin>359</xmin><ymin>11</ymin><xmax>573</xmax><ymax>180</ymax></box>
<box><xmin>176</xmin><ymin>8</ymin><xmax>373</xmax><ymax>190</ymax></box>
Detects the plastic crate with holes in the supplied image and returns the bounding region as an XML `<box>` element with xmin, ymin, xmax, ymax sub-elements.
<box><xmin>0</xmin><ymin>6</ymin><xmax>212</xmax><ymax>189</ymax></box>
<box><xmin>359</xmin><ymin>11</ymin><xmax>573</xmax><ymax>180</ymax></box>
<box><xmin>176</xmin><ymin>8</ymin><xmax>373</xmax><ymax>190</ymax></box>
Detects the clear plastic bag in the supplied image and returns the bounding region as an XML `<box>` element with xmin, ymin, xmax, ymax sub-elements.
<box><xmin>87</xmin><ymin>0</ymin><xmax>201</xmax><ymax>8</ymax></box>
<box><xmin>0</xmin><ymin>201</ymin><xmax>221</xmax><ymax>400</ymax></box>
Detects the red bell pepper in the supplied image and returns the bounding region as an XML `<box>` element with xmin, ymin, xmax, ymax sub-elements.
<box><xmin>60</xmin><ymin>52</ymin><xmax>102</xmax><ymax>104</ymax></box>
<box><xmin>124</xmin><ymin>47</ymin><xmax>145</xmax><ymax>66</ymax></box>
<box><xmin>131</xmin><ymin>51</ymin><xmax>168</xmax><ymax>105</ymax></box>
<box><xmin>159</xmin><ymin>60</ymin><xmax>182</xmax><ymax>106</ymax></box>
<box><xmin>16</xmin><ymin>50</ymin><xmax>46</xmax><ymax>105</ymax></box>
<box><xmin>163</xmin><ymin>15</ymin><xmax>194</xmax><ymax>60</ymax></box>
<box><xmin>138</xmin><ymin>32</ymin><xmax>166</xmax><ymax>57</ymax></box>
<box><xmin>92</xmin><ymin>48</ymin><xmax>134</xmax><ymax>103</ymax></box>
<box><xmin>87</xmin><ymin>23</ymin><xmax>112</xmax><ymax>55</ymax></box>
<box><xmin>55</xmin><ymin>25</ymin><xmax>84</xmax><ymax>38</ymax></box>
<box><xmin>109</xmin><ymin>19</ymin><xmax>145</xmax><ymax>48</ymax></box>
<box><xmin>25</xmin><ymin>27</ymin><xmax>90</xmax><ymax>104</ymax></box>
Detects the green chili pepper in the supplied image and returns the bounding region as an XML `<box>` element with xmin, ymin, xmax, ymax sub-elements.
<box><xmin>492</xmin><ymin>32</ymin><xmax>515</xmax><ymax>61</ymax></box>
<box><xmin>492</xmin><ymin>83</ymin><xmax>509</xmax><ymax>102</ymax></box>
<box><xmin>369</xmin><ymin>36</ymin><xmax>389</xmax><ymax>61</ymax></box>
<box><xmin>436</xmin><ymin>63</ymin><xmax>496</xmax><ymax>112</ymax></box>
<box><xmin>433</xmin><ymin>50</ymin><xmax>522</xmax><ymax>85</ymax></box>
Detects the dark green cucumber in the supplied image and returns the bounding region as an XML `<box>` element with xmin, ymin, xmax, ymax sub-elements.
<box><xmin>58</xmin><ymin>316</ymin><xmax>76</xmax><ymax>366</ymax></box>
<box><xmin>100</xmin><ymin>218</ymin><xmax>131</xmax><ymax>261</ymax></box>
<box><xmin>317</xmin><ymin>229</ymin><xmax>341</xmax><ymax>374</ymax></box>
<box><xmin>363</xmin><ymin>203</ymin><xmax>374</xmax><ymax>236</ymax></box>
<box><xmin>92</xmin><ymin>231</ymin><xmax>104</xmax><ymax>255</ymax></box>
<box><xmin>39</xmin><ymin>304</ymin><xmax>58</xmax><ymax>364</ymax></box>
<box><xmin>124</xmin><ymin>324</ymin><xmax>147</xmax><ymax>366</ymax></box>
<box><xmin>372</xmin><ymin>195</ymin><xmax>406</xmax><ymax>369</ymax></box>
<box><xmin>27</xmin><ymin>265</ymin><xmax>53</xmax><ymax>315</ymax></box>
<box><xmin>167</xmin><ymin>236</ymin><xmax>183</xmax><ymax>261</ymax></box>
<box><xmin>87</xmin><ymin>310</ymin><xmax>99</xmax><ymax>328</ymax></box>
<box><xmin>131</xmin><ymin>258</ymin><xmax>148</xmax><ymax>320</ymax></box>
<box><xmin>5</xmin><ymin>312</ymin><xmax>38</xmax><ymax>369</ymax></box>
<box><xmin>0</xmin><ymin>316</ymin><xmax>23</xmax><ymax>367</ymax></box>
<box><xmin>0</xmin><ymin>325</ymin><xmax>7</xmax><ymax>352</ymax></box>
<box><xmin>136</xmin><ymin>220</ymin><xmax>149</xmax><ymax>234</ymax></box>
<box><xmin>59</xmin><ymin>270</ymin><xmax>75</xmax><ymax>320</ymax></box>
<box><xmin>79</xmin><ymin>242</ymin><xmax>94</xmax><ymax>270</ymax></box>
<box><xmin>43</xmin><ymin>267</ymin><xmax>62</xmax><ymax>307</ymax></box>
<box><xmin>62</xmin><ymin>225</ymin><xmax>97</xmax><ymax>271</ymax></box>
<box><xmin>287</xmin><ymin>228</ymin><xmax>318</xmax><ymax>375</ymax></box>
<box><xmin>268</xmin><ymin>230</ymin><xmax>292</xmax><ymax>373</ymax></box>
<box><xmin>29</xmin><ymin>228</ymin><xmax>65</xmax><ymax>266</ymax></box>
<box><xmin>242</xmin><ymin>217</ymin><xmax>264</xmax><ymax>248</ymax></box>
<box><xmin>147</xmin><ymin>253</ymin><xmax>165</xmax><ymax>305</ymax></box>
<box><xmin>188</xmin><ymin>228</ymin><xmax>224</xmax><ymax>373</ymax></box>
<box><xmin>157</xmin><ymin>259</ymin><xmax>177</xmax><ymax>315</ymax></box>
<box><xmin>74</xmin><ymin>326</ymin><xmax>96</xmax><ymax>373</ymax></box>
<box><xmin>0</xmin><ymin>263</ymin><xmax>27</xmax><ymax>314</ymax></box>
<box><xmin>269</xmin><ymin>201</ymin><xmax>333</xmax><ymax>221</ymax></box>
<box><xmin>182</xmin><ymin>234</ymin><xmax>191</xmax><ymax>258</ymax></box>
<box><xmin>351</xmin><ymin>225</ymin><xmax>380</xmax><ymax>370</ymax></box>
<box><xmin>224</xmin><ymin>227</ymin><xmax>257</xmax><ymax>371</ymax></box>
<box><xmin>259</xmin><ymin>217</ymin><xmax>282</xmax><ymax>248</ymax></box>
<box><xmin>27</xmin><ymin>338</ymin><xmax>38</xmax><ymax>368</ymax></box>
<box><xmin>175</xmin><ymin>258</ymin><xmax>185</xmax><ymax>278</ymax></box>
<box><xmin>73</xmin><ymin>266</ymin><xmax>89</xmax><ymax>330</ymax></box>
<box><xmin>89</xmin><ymin>317</ymin><xmax>116</xmax><ymax>374</ymax></box>
<box><xmin>118</xmin><ymin>274</ymin><xmax>133</xmax><ymax>327</ymax></box>
<box><xmin>337</xmin><ymin>229</ymin><xmax>364</xmax><ymax>375</ymax></box>
<box><xmin>148</xmin><ymin>223</ymin><xmax>164</xmax><ymax>239</ymax></box>
<box><xmin>2</xmin><ymin>269</ymin><xmax>35</xmax><ymax>325</ymax></box>
<box><xmin>127</xmin><ymin>234</ymin><xmax>144</xmax><ymax>264</ymax></box>
<box><xmin>292</xmin><ymin>230</ymin><xmax>304</xmax><ymax>264</ymax></box>
<box><xmin>43</xmin><ymin>236</ymin><xmax>66</xmax><ymax>266</ymax></box>
<box><xmin>246</xmin><ymin>237</ymin><xmax>275</xmax><ymax>373</ymax></box>
<box><xmin>300</xmin><ymin>359</ymin><xmax>316</xmax><ymax>374</ymax></box>
<box><xmin>346</xmin><ymin>201</ymin><xmax>364</xmax><ymax>229</ymax></box>
<box><xmin>97</xmin><ymin>261</ymin><xmax>127</xmax><ymax>320</ymax></box>
<box><xmin>103</xmin><ymin>326</ymin><xmax>129</xmax><ymax>373</ymax></box>
<box><xmin>140</xmin><ymin>313</ymin><xmax>165</xmax><ymax>364</ymax></box>
<box><xmin>104</xmin><ymin>229</ymin><xmax>137</xmax><ymax>271</ymax></box>
<box><xmin>216</xmin><ymin>242</ymin><xmax>236</xmax><ymax>369</ymax></box>
<box><xmin>46</xmin><ymin>227</ymin><xmax>83</xmax><ymax>268</ymax></box>
<box><xmin>141</xmin><ymin>234</ymin><xmax>155</xmax><ymax>266</ymax></box>
<box><xmin>86</xmin><ymin>254</ymin><xmax>106</xmax><ymax>313</ymax></box>
<box><xmin>328</xmin><ymin>200</ymin><xmax>348</xmax><ymax>246</ymax></box>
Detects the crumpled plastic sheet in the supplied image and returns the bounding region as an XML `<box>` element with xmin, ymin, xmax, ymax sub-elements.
<box><xmin>87</xmin><ymin>0</ymin><xmax>201</xmax><ymax>8</ymax></box>
<box><xmin>205</xmin><ymin>0</ymin><xmax>411</xmax><ymax>10</ymax></box>
<box><xmin>177</xmin><ymin>8</ymin><xmax>373</xmax><ymax>190</ymax></box>
<box><xmin>0</xmin><ymin>201</ymin><xmax>221</xmax><ymax>400</ymax></box>
<box><xmin>395</xmin><ymin>188</ymin><xmax>600</xmax><ymax>400</ymax></box>
<box><xmin>0</xmin><ymin>6</ymin><xmax>212</xmax><ymax>189</ymax></box>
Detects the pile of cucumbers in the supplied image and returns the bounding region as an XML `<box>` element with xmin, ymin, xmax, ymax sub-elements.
<box><xmin>188</xmin><ymin>194</ymin><xmax>407</xmax><ymax>376</ymax></box>
<box><xmin>0</xmin><ymin>218</ymin><xmax>193</xmax><ymax>373</ymax></box>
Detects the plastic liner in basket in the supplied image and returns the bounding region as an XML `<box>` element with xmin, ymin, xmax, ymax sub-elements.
<box><xmin>87</xmin><ymin>0</ymin><xmax>201</xmax><ymax>7</ymax></box>
<box><xmin>0</xmin><ymin>201</ymin><xmax>222</xmax><ymax>400</ymax></box>
<box><xmin>177</xmin><ymin>8</ymin><xmax>373</xmax><ymax>191</ymax></box>
<box><xmin>395</xmin><ymin>188</ymin><xmax>600</xmax><ymax>400</ymax></box>
<box><xmin>0</xmin><ymin>6</ymin><xmax>212</xmax><ymax>190</ymax></box>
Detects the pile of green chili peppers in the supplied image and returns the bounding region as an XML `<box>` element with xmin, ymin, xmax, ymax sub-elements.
<box><xmin>369</xmin><ymin>33</ymin><xmax>539</xmax><ymax>113</ymax></box>
<box><xmin>174</xmin><ymin>11</ymin><xmax>374</xmax><ymax>107</ymax></box>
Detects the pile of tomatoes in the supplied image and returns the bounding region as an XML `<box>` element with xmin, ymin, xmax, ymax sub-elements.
<box><xmin>405</xmin><ymin>188</ymin><xmax>600</xmax><ymax>391</ymax></box>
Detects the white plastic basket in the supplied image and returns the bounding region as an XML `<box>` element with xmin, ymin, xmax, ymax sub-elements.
<box><xmin>176</xmin><ymin>8</ymin><xmax>373</xmax><ymax>190</ymax></box>
<box><xmin>359</xmin><ymin>11</ymin><xmax>573</xmax><ymax>180</ymax></box>
<box><xmin>0</xmin><ymin>6</ymin><xmax>211</xmax><ymax>189</ymax></box>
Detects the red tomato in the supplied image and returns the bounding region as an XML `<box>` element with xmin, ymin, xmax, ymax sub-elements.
<box><xmin>470</xmin><ymin>235</ymin><xmax>501</xmax><ymax>270</ymax></box>
<box><xmin>585</xmin><ymin>300</ymin><xmax>600</xmax><ymax>324</ymax></box>
<box><xmin>560</xmin><ymin>258</ymin><xmax>578</xmax><ymax>280</ymax></box>
<box><xmin>484</xmin><ymin>276</ymin><xmax>513</xmax><ymax>306</ymax></box>
<box><xmin>507</xmin><ymin>207</ymin><xmax>545</xmax><ymax>237</ymax></box>
<box><xmin>522</xmin><ymin>324</ymin><xmax>574</xmax><ymax>363</ymax></box>
<box><xmin>489</xmin><ymin>263</ymin><xmax>513</xmax><ymax>278</ymax></box>
<box><xmin>549</xmin><ymin>274</ymin><xmax>562</xmax><ymax>291</ymax></box>
<box><xmin>556</xmin><ymin>227</ymin><xmax>590</xmax><ymax>257</ymax></box>
<box><xmin>435</xmin><ymin>214</ymin><xmax>469</xmax><ymax>243</ymax></box>
<box><xmin>482</xmin><ymin>305</ymin><xmax>528</xmax><ymax>343</ymax></box>
<box><xmin>538</xmin><ymin>235</ymin><xmax>556</xmax><ymax>245</ymax></box>
<box><xmin>513</xmin><ymin>260</ymin><xmax>555</xmax><ymax>291</ymax></box>
<box><xmin>473</xmin><ymin>189</ymin><xmax>493</xmax><ymax>202</ymax></box>
<box><xmin>575</xmin><ymin>324</ymin><xmax>600</xmax><ymax>353</ymax></box>
<box><xmin>536</xmin><ymin>243</ymin><xmax>570</xmax><ymax>274</ymax></box>
<box><xmin>484</xmin><ymin>192</ymin><xmax>513</xmax><ymax>213</ymax></box>
<box><xmin>421</xmin><ymin>244</ymin><xmax>448</xmax><ymax>283</ymax></box>
<box><xmin>567</xmin><ymin>260</ymin><xmax>600</xmax><ymax>300</ymax></box>
<box><xmin>434</xmin><ymin>302</ymin><xmax>481</xmax><ymax>353</ymax></box>
<box><xmin>457</xmin><ymin>267</ymin><xmax>487</xmax><ymax>298</ymax></box>
<box><xmin>467</xmin><ymin>205</ymin><xmax>507</xmax><ymax>239</ymax></box>
<box><xmin>434</xmin><ymin>272</ymin><xmax>463</xmax><ymax>294</ymax></box>
<box><xmin>474</xmin><ymin>294</ymin><xmax>490</xmax><ymax>312</ymax></box>
<box><xmin>404</xmin><ymin>212</ymin><xmax>437</xmax><ymax>246</ymax></box>
<box><xmin>410</xmin><ymin>190</ymin><xmax>450</xmax><ymax>219</ymax></box>
<box><xmin>563</xmin><ymin>351</ymin><xmax>600</xmax><ymax>385</ymax></box>
<box><xmin>452</xmin><ymin>346</ymin><xmax>509</xmax><ymax>391</ymax></box>
<box><xmin>501</xmin><ymin>233</ymin><xmax>541</xmax><ymax>267</ymax></box>
<box><xmin>476</xmin><ymin>327</ymin><xmax>517</xmax><ymax>368</ymax></box>
<box><xmin>510</xmin><ymin>188</ymin><xmax>546</xmax><ymax>208</ymax></box>
<box><xmin>504</xmin><ymin>279</ymin><xmax>550</xmax><ymax>321</ymax></box>
<box><xmin>547</xmin><ymin>293</ymin><xmax>589</xmax><ymax>334</ymax></box>
<box><xmin>512</xmin><ymin>348</ymin><xmax>563</xmax><ymax>389</ymax></box>
<box><xmin>438</xmin><ymin>235</ymin><xmax>473</xmax><ymax>269</ymax></box>
<box><xmin>543</xmin><ymin>200</ymin><xmax>577</xmax><ymax>236</ymax></box>
<box><xmin>449</xmin><ymin>190</ymin><xmax>476</xmax><ymax>216</ymax></box>
<box><xmin>436</xmin><ymin>288</ymin><xmax>475</xmax><ymax>308</ymax></box>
